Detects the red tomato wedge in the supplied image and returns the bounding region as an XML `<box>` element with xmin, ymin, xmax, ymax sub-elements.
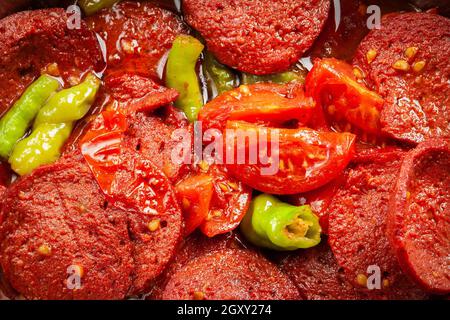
<box><xmin>199</xmin><ymin>165</ymin><xmax>251</xmax><ymax>238</ymax></box>
<box><xmin>176</xmin><ymin>165</ymin><xmax>252</xmax><ymax>238</ymax></box>
<box><xmin>198</xmin><ymin>83</ymin><xmax>315</xmax><ymax>131</ymax></box>
<box><xmin>79</xmin><ymin>110</ymin><xmax>128</xmax><ymax>192</ymax></box>
<box><xmin>176</xmin><ymin>174</ymin><xmax>214</xmax><ymax>236</ymax></box>
<box><xmin>79</xmin><ymin>110</ymin><xmax>180</xmax><ymax>215</ymax></box>
<box><xmin>225</xmin><ymin>121</ymin><xmax>356</xmax><ymax>195</ymax></box>
<box><xmin>306</xmin><ymin>58</ymin><xmax>384</xmax><ymax>134</ymax></box>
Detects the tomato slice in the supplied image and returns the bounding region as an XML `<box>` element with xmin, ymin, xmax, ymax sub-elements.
<box><xmin>176</xmin><ymin>173</ymin><xmax>214</xmax><ymax>236</ymax></box>
<box><xmin>199</xmin><ymin>165</ymin><xmax>251</xmax><ymax>238</ymax></box>
<box><xmin>79</xmin><ymin>110</ymin><xmax>180</xmax><ymax>216</ymax></box>
<box><xmin>198</xmin><ymin>83</ymin><xmax>315</xmax><ymax>131</ymax></box>
<box><xmin>306</xmin><ymin>58</ymin><xmax>384</xmax><ymax>134</ymax></box>
<box><xmin>175</xmin><ymin>165</ymin><xmax>252</xmax><ymax>238</ymax></box>
<box><xmin>79</xmin><ymin>110</ymin><xmax>128</xmax><ymax>192</ymax></box>
<box><xmin>225</xmin><ymin>121</ymin><xmax>356</xmax><ymax>195</ymax></box>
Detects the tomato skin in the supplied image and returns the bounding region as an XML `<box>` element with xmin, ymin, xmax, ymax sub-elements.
<box><xmin>225</xmin><ymin>121</ymin><xmax>356</xmax><ymax>195</ymax></box>
<box><xmin>176</xmin><ymin>173</ymin><xmax>214</xmax><ymax>236</ymax></box>
<box><xmin>79</xmin><ymin>110</ymin><xmax>128</xmax><ymax>192</ymax></box>
<box><xmin>175</xmin><ymin>164</ymin><xmax>251</xmax><ymax>238</ymax></box>
<box><xmin>199</xmin><ymin>165</ymin><xmax>252</xmax><ymax>238</ymax></box>
<box><xmin>306</xmin><ymin>58</ymin><xmax>384</xmax><ymax>134</ymax></box>
<box><xmin>198</xmin><ymin>83</ymin><xmax>315</xmax><ymax>132</ymax></box>
<box><xmin>79</xmin><ymin>110</ymin><xmax>181</xmax><ymax>215</ymax></box>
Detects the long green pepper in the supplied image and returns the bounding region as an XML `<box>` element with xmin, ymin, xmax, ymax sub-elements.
<box><xmin>202</xmin><ymin>52</ymin><xmax>237</xmax><ymax>96</ymax></box>
<box><xmin>240</xmin><ymin>194</ymin><xmax>321</xmax><ymax>251</ymax></box>
<box><xmin>0</xmin><ymin>75</ymin><xmax>60</xmax><ymax>159</ymax></box>
<box><xmin>9</xmin><ymin>73</ymin><xmax>101</xmax><ymax>176</ymax></box>
<box><xmin>166</xmin><ymin>35</ymin><xmax>205</xmax><ymax>122</ymax></box>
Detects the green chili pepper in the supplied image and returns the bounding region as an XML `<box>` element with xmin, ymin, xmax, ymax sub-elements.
<box><xmin>241</xmin><ymin>67</ymin><xmax>307</xmax><ymax>85</ymax></box>
<box><xmin>33</xmin><ymin>73</ymin><xmax>101</xmax><ymax>128</ymax></box>
<box><xmin>0</xmin><ymin>75</ymin><xmax>60</xmax><ymax>159</ymax></box>
<box><xmin>240</xmin><ymin>194</ymin><xmax>321</xmax><ymax>251</ymax></box>
<box><xmin>166</xmin><ymin>35</ymin><xmax>204</xmax><ymax>122</ymax></box>
<box><xmin>203</xmin><ymin>52</ymin><xmax>237</xmax><ymax>96</ymax></box>
<box><xmin>78</xmin><ymin>0</ymin><xmax>120</xmax><ymax>16</ymax></box>
<box><xmin>9</xmin><ymin>73</ymin><xmax>101</xmax><ymax>176</ymax></box>
<box><xmin>9</xmin><ymin>123</ymin><xmax>73</xmax><ymax>176</ymax></box>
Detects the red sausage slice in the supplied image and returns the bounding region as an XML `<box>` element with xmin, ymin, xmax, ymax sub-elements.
<box><xmin>105</xmin><ymin>73</ymin><xmax>179</xmax><ymax>113</ymax></box>
<box><xmin>183</xmin><ymin>0</ymin><xmax>330</xmax><ymax>75</ymax></box>
<box><xmin>353</xmin><ymin>12</ymin><xmax>450</xmax><ymax>143</ymax></box>
<box><xmin>328</xmin><ymin>148</ymin><xmax>428</xmax><ymax>299</ymax></box>
<box><xmin>124</xmin><ymin>106</ymin><xmax>189</xmax><ymax>182</ymax></box>
<box><xmin>280</xmin><ymin>242</ymin><xmax>376</xmax><ymax>300</ymax></box>
<box><xmin>160</xmin><ymin>248</ymin><xmax>300</xmax><ymax>300</ymax></box>
<box><xmin>0</xmin><ymin>160</ymin><xmax>134</xmax><ymax>300</ymax></box>
<box><xmin>387</xmin><ymin>139</ymin><xmax>450</xmax><ymax>294</ymax></box>
<box><xmin>0</xmin><ymin>8</ymin><xmax>105</xmax><ymax>117</ymax></box>
<box><xmin>86</xmin><ymin>1</ymin><xmax>188</xmax><ymax>78</ymax></box>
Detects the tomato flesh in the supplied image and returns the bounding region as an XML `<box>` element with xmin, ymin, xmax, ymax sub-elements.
<box><xmin>306</xmin><ymin>58</ymin><xmax>384</xmax><ymax>134</ymax></box>
<box><xmin>176</xmin><ymin>173</ymin><xmax>214</xmax><ymax>236</ymax></box>
<box><xmin>225</xmin><ymin>121</ymin><xmax>356</xmax><ymax>195</ymax></box>
<box><xmin>176</xmin><ymin>165</ymin><xmax>252</xmax><ymax>238</ymax></box>
<box><xmin>198</xmin><ymin>83</ymin><xmax>315</xmax><ymax>131</ymax></box>
<box><xmin>199</xmin><ymin>165</ymin><xmax>251</xmax><ymax>237</ymax></box>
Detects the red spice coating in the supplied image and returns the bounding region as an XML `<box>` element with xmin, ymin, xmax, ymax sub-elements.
<box><xmin>105</xmin><ymin>73</ymin><xmax>179</xmax><ymax>113</ymax></box>
<box><xmin>183</xmin><ymin>0</ymin><xmax>330</xmax><ymax>75</ymax></box>
<box><xmin>86</xmin><ymin>1</ymin><xmax>188</xmax><ymax>78</ymax></box>
<box><xmin>160</xmin><ymin>248</ymin><xmax>300</xmax><ymax>300</ymax></box>
<box><xmin>108</xmin><ymin>150</ymin><xmax>183</xmax><ymax>294</ymax></box>
<box><xmin>387</xmin><ymin>139</ymin><xmax>450</xmax><ymax>294</ymax></box>
<box><xmin>0</xmin><ymin>150</ymin><xmax>184</xmax><ymax>298</ymax></box>
<box><xmin>328</xmin><ymin>148</ymin><xmax>428</xmax><ymax>299</ymax></box>
<box><xmin>280</xmin><ymin>242</ymin><xmax>373</xmax><ymax>300</ymax></box>
<box><xmin>124</xmin><ymin>105</ymin><xmax>189</xmax><ymax>182</ymax></box>
<box><xmin>353</xmin><ymin>12</ymin><xmax>450</xmax><ymax>143</ymax></box>
<box><xmin>0</xmin><ymin>160</ymin><xmax>134</xmax><ymax>300</ymax></box>
<box><xmin>0</xmin><ymin>8</ymin><xmax>104</xmax><ymax>117</ymax></box>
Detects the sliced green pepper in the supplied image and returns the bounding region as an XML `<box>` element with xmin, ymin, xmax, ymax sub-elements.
<box><xmin>240</xmin><ymin>194</ymin><xmax>321</xmax><ymax>251</ymax></box>
<box><xmin>166</xmin><ymin>35</ymin><xmax>204</xmax><ymax>122</ymax></box>
<box><xmin>78</xmin><ymin>0</ymin><xmax>120</xmax><ymax>16</ymax></box>
<box><xmin>9</xmin><ymin>73</ymin><xmax>101</xmax><ymax>176</ymax></box>
<box><xmin>0</xmin><ymin>75</ymin><xmax>60</xmax><ymax>159</ymax></box>
<box><xmin>9</xmin><ymin>123</ymin><xmax>73</xmax><ymax>176</ymax></box>
<box><xmin>34</xmin><ymin>73</ymin><xmax>101</xmax><ymax>128</ymax></box>
<box><xmin>203</xmin><ymin>52</ymin><xmax>237</xmax><ymax>96</ymax></box>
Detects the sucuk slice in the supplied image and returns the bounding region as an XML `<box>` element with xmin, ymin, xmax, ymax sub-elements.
<box><xmin>285</xmin><ymin>175</ymin><xmax>345</xmax><ymax>235</ymax></box>
<box><xmin>280</xmin><ymin>241</ymin><xmax>381</xmax><ymax>300</ymax></box>
<box><xmin>0</xmin><ymin>149</ymin><xmax>184</xmax><ymax>298</ymax></box>
<box><xmin>86</xmin><ymin>0</ymin><xmax>188</xmax><ymax>78</ymax></box>
<box><xmin>109</xmin><ymin>150</ymin><xmax>184</xmax><ymax>294</ymax></box>
<box><xmin>124</xmin><ymin>105</ymin><xmax>190</xmax><ymax>182</ymax></box>
<box><xmin>149</xmin><ymin>230</ymin><xmax>246</xmax><ymax>299</ymax></box>
<box><xmin>0</xmin><ymin>159</ymin><xmax>134</xmax><ymax>300</ymax></box>
<box><xmin>159</xmin><ymin>248</ymin><xmax>300</xmax><ymax>300</ymax></box>
<box><xmin>327</xmin><ymin>148</ymin><xmax>428</xmax><ymax>299</ymax></box>
<box><xmin>104</xmin><ymin>73</ymin><xmax>179</xmax><ymax>113</ymax></box>
<box><xmin>353</xmin><ymin>12</ymin><xmax>450</xmax><ymax>143</ymax></box>
<box><xmin>387</xmin><ymin>139</ymin><xmax>450</xmax><ymax>294</ymax></box>
<box><xmin>183</xmin><ymin>0</ymin><xmax>330</xmax><ymax>75</ymax></box>
<box><xmin>0</xmin><ymin>8</ymin><xmax>105</xmax><ymax>117</ymax></box>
